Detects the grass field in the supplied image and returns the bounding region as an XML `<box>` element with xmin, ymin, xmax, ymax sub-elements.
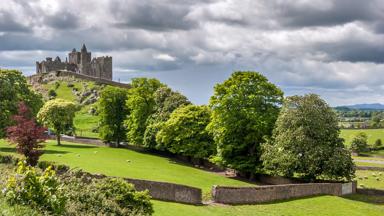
<box><xmin>340</xmin><ymin>129</ymin><xmax>384</xmax><ymax>146</ymax></box>
<box><xmin>0</xmin><ymin>140</ymin><xmax>254</xmax><ymax>195</ymax></box>
<box><xmin>356</xmin><ymin>170</ymin><xmax>384</xmax><ymax>189</ymax></box>
<box><xmin>1</xmin><ymin>140</ymin><xmax>384</xmax><ymax>215</ymax></box>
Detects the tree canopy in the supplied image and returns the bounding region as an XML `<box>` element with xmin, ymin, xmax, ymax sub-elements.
<box><xmin>350</xmin><ymin>132</ymin><xmax>369</xmax><ymax>154</ymax></box>
<box><xmin>143</xmin><ymin>87</ymin><xmax>190</xmax><ymax>149</ymax></box>
<box><xmin>6</xmin><ymin>102</ymin><xmax>47</xmax><ymax>166</ymax></box>
<box><xmin>37</xmin><ymin>99</ymin><xmax>78</xmax><ymax>145</ymax></box>
<box><xmin>262</xmin><ymin>94</ymin><xmax>355</xmax><ymax>181</ymax></box>
<box><xmin>99</xmin><ymin>86</ymin><xmax>129</xmax><ymax>147</ymax></box>
<box><xmin>0</xmin><ymin>69</ymin><xmax>43</xmax><ymax>137</ymax></box>
<box><xmin>156</xmin><ymin>105</ymin><xmax>214</xmax><ymax>159</ymax></box>
<box><xmin>125</xmin><ymin>78</ymin><xmax>165</xmax><ymax>145</ymax></box>
<box><xmin>208</xmin><ymin>71</ymin><xmax>284</xmax><ymax>178</ymax></box>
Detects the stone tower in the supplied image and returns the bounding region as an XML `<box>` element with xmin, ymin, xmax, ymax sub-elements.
<box><xmin>79</xmin><ymin>44</ymin><xmax>91</xmax><ymax>76</ymax></box>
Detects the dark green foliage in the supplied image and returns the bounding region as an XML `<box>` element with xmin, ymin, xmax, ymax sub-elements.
<box><xmin>63</xmin><ymin>174</ymin><xmax>153</xmax><ymax>216</ymax></box>
<box><xmin>208</xmin><ymin>71</ymin><xmax>283</xmax><ymax>177</ymax></box>
<box><xmin>99</xmin><ymin>86</ymin><xmax>129</xmax><ymax>147</ymax></box>
<box><xmin>374</xmin><ymin>139</ymin><xmax>382</xmax><ymax>149</ymax></box>
<box><xmin>262</xmin><ymin>94</ymin><xmax>355</xmax><ymax>181</ymax></box>
<box><xmin>143</xmin><ymin>87</ymin><xmax>190</xmax><ymax>149</ymax></box>
<box><xmin>157</xmin><ymin>105</ymin><xmax>214</xmax><ymax>159</ymax></box>
<box><xmin>0</xmin><ymin>69</ymin><xmax>43</xmax><ymax>138</ymax></box>
<box><xmin>125</xmin><ymin>78</ymin><xmax>165</xmax><ymax>145</ymax></box>
<box><xmin>48</xmin><ymin>89</ymin><xmax>57</xmax><ymax>98</ymax></box>
<box><xmin>350</xmin><ymin>132</ymin><xmax>369</xmax><ymax>154</ymax></box>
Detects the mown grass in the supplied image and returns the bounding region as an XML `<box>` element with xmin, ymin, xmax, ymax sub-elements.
<box><xmin>2</xmin><ymin>141</ymin><xmax>384</xmax><ymax>215</ymax></box>
<box><xmin>340</xmin><ymin>129</ymin><xmax>384</xmax><ymax>146</ymax></box>
<box><xmin>0</xmin><ymin>140</ymin><xmax>254</xmax><ymax>196</ymax></box>
<box><xmin>152</xmin><ymin>195</ymin><xmax>384</xmax><ymax>216</ymax></box>
<box><xmin>355</xmin><ymin>170</ymin><xmax>384</xmax><ymax>189</ymax></box>
<box><xmin>355</xmin><ymin>161</ymin><xmax>384</xmax><ymax>167</ymax></box>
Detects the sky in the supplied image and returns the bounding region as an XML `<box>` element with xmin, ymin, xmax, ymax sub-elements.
<box><xmin>0</xmin><ymin>0</ymin><xmax>384</xmax><ymax>106</ymax></box>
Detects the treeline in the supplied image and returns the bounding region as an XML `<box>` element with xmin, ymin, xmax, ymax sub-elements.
<box><xmin>0</xmin><ymin>69</ymin><xmax>355</xmax><ymax>182</ymax></box>
<box><xmin>97</xmin><ymin>71</ymin><xmax>355</xmax><ymax>181</ymax></box>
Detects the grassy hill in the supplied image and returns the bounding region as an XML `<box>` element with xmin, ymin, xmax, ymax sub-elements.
<box><xmin>30</xmin><ymin>73</ymin><xmax>105</xmax><ymax>138</ymax></box>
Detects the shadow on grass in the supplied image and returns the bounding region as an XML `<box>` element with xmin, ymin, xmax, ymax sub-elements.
<box><xmin>53</xmin><ymin>144</ymin><xmax>98</xmax><ymax>149</ymax></box>
<box><xmin>0</xmin><ymin>147</ymin><xmax>16</xmax><ymax>153</ymax></box>
<box><xmin>342</xmin><ymin>193</ymin><xmax>384</xmax><ymax>205</ymax></box>
<box><xmin>0</xmin><ymin>147</ymin><xmax>70</xmax><ymax>155</ymax></box>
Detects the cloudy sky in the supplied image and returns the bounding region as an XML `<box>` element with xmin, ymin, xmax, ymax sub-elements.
<box><xmin>1</xmin><ymin>0</ymin><xmax>384</xmax><ymax>106</ymax></box>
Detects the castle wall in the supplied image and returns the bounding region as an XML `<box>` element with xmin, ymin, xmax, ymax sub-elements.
<box><xmin>36</xmin><ymin>58</ymin><xmax>67</xmax><ymax>73</ymax></box>
<box><xmin>90</xmin><ymin>56</ymin><xmax>112</xmax><ymax>80</ymax></box>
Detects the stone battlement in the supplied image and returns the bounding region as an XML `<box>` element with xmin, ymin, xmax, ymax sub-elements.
<box><xmin>36</xmin><ymin>44</ymin><xmax>112</xmax><ymax>80</ymax></box>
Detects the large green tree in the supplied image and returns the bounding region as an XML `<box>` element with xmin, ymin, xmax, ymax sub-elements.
<box><xmin>143</xmin><ymin>87</ymin><xmax>190</xmax><ymax>149</ymax></box>
<box><xmin>156</xmin><ymin>105</ymin><xmax>214</xmax><ymax>159</ymax></box>
<box><xmin>208</xmin><ymin>71</ymin><xmax>284</xmax><ymax>178</ymax></box>
<box><xmin>0</xmin><ymin>69</ymin><xmax>43</xmax><ymax>137</ymax></box>
<box><xmin>350</xmin><ymin>132</ymin><xmax>369</xmax><ymax>154</ymax></box>
<box><xmin>99</xmin><ymin>86</ymin><xmax>129</xmax><ymax>147</ymax></box>
<box><xmin>37</xmin><ymin>99</ymin><xmax>78</xmax><ymax>145</ymax></box>
<box><xmin>262</xmin><ymin>94</ymin><xmax>355</xmax><ymax>181</ymax></box>
<box><xmin>125</xmin><ymin>78</ymin><xmax>165</xmax><ymax>145</ymax></box>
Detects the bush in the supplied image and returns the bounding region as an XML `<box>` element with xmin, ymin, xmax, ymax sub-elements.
<box><xmin>48</xmin><ymin>89</ymin><xmax>57</xmax><ymax>98</ymax></box>
<box><xmin>2</xmin><ymin>161</ymin><xmax>67</xmax><ymax>214</ymax></box>
<box><xmin>62</xmin><ymin>174</ymin><xmax>153</xmax><ymax>216</ymax></box>
<box><xmin>350</xmin><ymin>132</ymin><xmax>369</xmax><ymax>154</ymax></box>
<box><xmin>374</xmin><ymin>139</ymin><xmax>382</xmax><ymax>149</ymax></box>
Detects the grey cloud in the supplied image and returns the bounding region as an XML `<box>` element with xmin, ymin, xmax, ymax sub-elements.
<box><xmin>44</xmin><ymin>11</ymin><xmax>80</xmax><ymax>29</ymax></box>
<box><xmin>0</xmin><ymin>11</ymin><xmax>30</xmax><ymax>32</ymax></box>
<box><xmin>109</xmin><ymin>1</ymin><xmax>198</xmax><ymax>31</ymax></box>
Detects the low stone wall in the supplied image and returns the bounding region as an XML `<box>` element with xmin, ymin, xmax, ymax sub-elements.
<box><xmin>212</xmin><ymin>182</ymin><xmax>356</xmax><ymax>204</ymax></box>
<box><xmin>356</xmin><ymin>166</ymin><xmax>384</xmax><ymax>171</ymax></box>
<box><xmin>79</xmin><ymin>172</ymin><xmax>202</xmax><ymax>204</ymax></box>
<box><xmin>357</xmin><ymin>188</ymin><xmax>384</xmax><ymax>196</ymax></box>
<box><xmin>48</xmin><ymin>135</ymin><xmax>105</xmax><ymax>146</ymax></box>
<box><xmin>124</xmin><ymin>178</ymin><xmax>202</xmax><ymax>204</ymax></box>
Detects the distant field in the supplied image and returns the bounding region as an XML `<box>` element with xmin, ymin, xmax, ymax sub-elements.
<box><xmin>340</xmin><ymin>129</ymin><xmax>384</xmax><ymax>146</ymax></box>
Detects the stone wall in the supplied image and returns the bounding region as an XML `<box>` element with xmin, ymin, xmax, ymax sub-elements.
<box><xmin>124</xmin><ymin>178</ymin><xmax>202</xmax><ymax>204</ymax></box>
<box><xmin>212</xmin><ymin>182</ymin><xmax>356</xmax><ymax>204</ymax></box>
<box><xmin>357</xmin><ymin>188</ymin><xmax>384</xmax><ymax>196</ymax></box>
<box><xmin>356</xmin><ymin>166</ymin><xmax>384</xmax><ymax>171</ymax></box>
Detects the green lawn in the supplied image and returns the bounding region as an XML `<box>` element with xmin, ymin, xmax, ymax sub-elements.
<box><xmin>152</xmin><ymin>195</ymin><xmax>384</xmax><ymax>216</ymax></box>
<box><xmin>2</xmin><ymin>140</ymin><xmax>384</xmax><ymax>215</ymax></box>
<box><xmin>355</xmin><ymin>161</ymin><xmax>384</xmax><ymax>168</ymax></box>
<box><xmin>0</xmin><ymin>140</ymin><xmax>253</xmax><ymax>195</ymax></box>
<box><xmin>356</xmin><ymin>170</ymin><xmax>384</xmax><ymax>189</ymax></box>
<box><xmin>340</xmin><ymin>129</ymin><xmax>384</xmax><ymax>146</ymax></box>
<box><xmin>73</xmin><ymin>105</ymin><xmax>99</xmax><ymax>138</ymax></box>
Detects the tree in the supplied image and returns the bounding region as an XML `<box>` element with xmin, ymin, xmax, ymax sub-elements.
<box><xmin>143</xmin><ymin>87</ymin><xmax>190</xmax><ymax>149</ymax></box>
<box><xmin>350</xmin><ymin>132</ymin><xmax>369</xmax><ymax>154</ymax></box>
<box><xmin>156</xmin><ymin>105</ymin><xmax>214</xmax><ymax>160</ymax></box>
<box><xmin>125</xmin><ymin>78</ymin><xmax>165</xmax><ymax>145</ymax></box>
<box><xmin>6</xmin><ymin>102</ymin><xmax>47</xmax><ymax>166</ymax></box>
<box><xmin>37</xmin><ymin>99</ymin><xmax>77</xmax><ymax>145</ymax></box>
<box><xmin>262</xmin><ymin>94</ymin><xmax>355</xmax><ymax>181</ymax></box>
<box><xmin>208</xmin><ymin>71</ymin><xmax>284</xmax><ymax>178</ymax></box>
<box><xmin>0</xmin><ymin>69</ymin><xmax>43</xmax><ymax>138</ymax></box>
<box><xmin>98</xmin><ymin>86</ymin><xmax>129</xmax><ymax>147</ymax></box>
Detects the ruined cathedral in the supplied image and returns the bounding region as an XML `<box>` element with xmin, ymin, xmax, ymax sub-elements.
<box><xmin>36</xmin><ymin>44</ymin><xmax>112</xmax><ymax>80</ymax></box>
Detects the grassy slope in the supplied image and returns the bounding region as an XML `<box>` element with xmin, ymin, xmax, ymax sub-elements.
<box><xmin>340</xmin><ymin>129</ymin><xmax>384</xmax><ymax>146</ymax></box>
<box><xmin>1</xmin><ymin>141</ymin><xmax>384</xmax><ymax>215</ymax></box>
<box><xmin>0</xmin><ymin>140</ymin><xmax>254</xmax><ymax>195</ymax></box>
<box><xmin>41</xmin><ymin>79</ymin><xmax>100</xmax><ymax>138</ymax></box>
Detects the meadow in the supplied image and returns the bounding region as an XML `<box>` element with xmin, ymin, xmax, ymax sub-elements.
<box><xmin>340</xmin><ymin>128</ymin><xmax>384</xmax><ymax>146</ymax></box>
<box><xmin>1</xmin><ymin>139</ymin><xmax>384</xmax><ymax>215</ymax></box>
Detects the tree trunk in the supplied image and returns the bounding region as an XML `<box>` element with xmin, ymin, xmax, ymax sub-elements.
<box><xmin>57</xmin><ymin>134</ymin><xmax>61</xmax><ymax>145</ymax></box>
<box><xmin>116</xmin><ymin>137</ymin><xmax>120</xmax><ymax>148</ymax></box>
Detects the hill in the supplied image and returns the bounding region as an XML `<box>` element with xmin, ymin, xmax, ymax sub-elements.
<box><xmin>28</xmin><ymin>72</ymin><xmax>119</xmax><ymax>138</ymax></box>
<box><xmin>335</xmin><ymin>103</ymin><xmax>384</xmax><ymax>110</ymax></box>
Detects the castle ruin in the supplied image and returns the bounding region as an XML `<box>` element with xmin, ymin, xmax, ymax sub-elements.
<box><xmin>36</xmin><ymin>44</ymin><xmax>112</xmax><ymax>80</ymax></box>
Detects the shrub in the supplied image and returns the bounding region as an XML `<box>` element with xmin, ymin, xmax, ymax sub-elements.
<box><xmin>62</xmin><ymin>174</ymin><xmax>153</xmax><ymax>216</ymax></box>
<box><xmin>374</xmin><ymin>139</ymin><xmax>382</xmax><ymax>149</ymax></box>
<box><xmin>2</xmin><ymin>161</ymin><xmax>67</xmax><ymax>214</ymax></box>
<box><xmin>350</xmin><ymin>132</ymin><xmax>369</xmax><ymax>154</ymax></box>
<box><xmin>48</xmin><ymin>89</ymin><xmax>57</xmax><ymax>98</ymax></box>
<box><xmin>54</xmin><ymin>81</ymin><xmax>60</xmax><ymax>89</ymax></box>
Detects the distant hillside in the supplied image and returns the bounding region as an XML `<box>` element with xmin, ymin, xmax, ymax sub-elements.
<box><xmin>335</xmin><ymin>103</ymin><xmax>384</xmax><ymax>110</ymax></box>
